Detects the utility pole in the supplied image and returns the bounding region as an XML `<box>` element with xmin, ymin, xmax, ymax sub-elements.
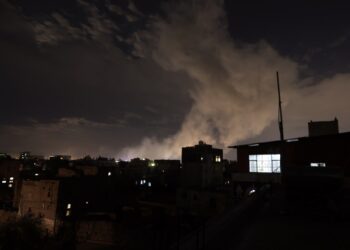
<box><xmin>276</xmin><ymin>71</ymin><xmax>284</xmax><ymax>141</ymax></box>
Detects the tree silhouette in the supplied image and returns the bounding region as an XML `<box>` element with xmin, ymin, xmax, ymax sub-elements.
<box><xmin>0</xmin><ymin>214</ymin><xmax>45</xmax><ymax>250</ymax></box>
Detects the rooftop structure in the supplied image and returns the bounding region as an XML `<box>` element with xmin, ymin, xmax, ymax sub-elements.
<box><xmin>308</xmin><ymin>118</ymin><xmax>339</xmax><ymax>137</ymax></box>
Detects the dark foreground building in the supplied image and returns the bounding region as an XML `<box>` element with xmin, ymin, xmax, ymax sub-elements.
<box><xmin>181</xmin><ymin>141</ymin><xmax>223</xmax><ymax>188</ymax></box>
<box><xmin>230</xmin><ymin>120</ymin><xmax>350</xmax><ymax>198</ymax></box>
<box><xmin>231</xmin><ymin>132</ymin><xmax>350</xmax><ymax>174</ymax></box>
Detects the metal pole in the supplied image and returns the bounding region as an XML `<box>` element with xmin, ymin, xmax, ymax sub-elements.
<box><xmin>277</xmin><ymin>71</ymin><xmax>284</xmax><ymax>141</ymax></box>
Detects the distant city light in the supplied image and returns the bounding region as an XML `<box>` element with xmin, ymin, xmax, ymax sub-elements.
<box><xmin>108</xmin><ymin>171</ymin><xmax>112</xmax><ymax>176</ymax></box>
<box><xmin>249</xmin><ymin>189</ymin><xmax>256</xmax><ymax>195</ymax></box>
<box><xmin>34</xmin><ymin>173</ymin><xmax>39</xmax><ymax>176</ymax></box>
<box><xmin>2</xmin><ymin>180</ymin><xmax>6</xmax><ymax>184</ymax></box>
<box><xmin>287</xmin><ymin>138</ymin><xmax>299</xmax><ymax>142</ymax></box>
<box><xmin>67</xmin><ymin>203</ymin><xmax>71</xmax><ymax>209</ymax></box>
<box><xmin>85</xmin><ymin>201</ymin><xmax>89</xmax><ymax>205</ymax></box>
<box><xmin>8</xmin><ymin>184</ymin><xmax>12</xmax><ymax>188</ymax></box>
<box><xmin>9</xmin><ymin>177</ymin><xmax>14</xmax><ymax>180</ymax></box>
<box><xmin>148</xmin><ymin>182</ymin><xmax>152</xmax><ymax>187</ymax></box>
<box><xmin>310</xmin><ymin>162</ymin><xmax>326</xmax><ymax>167</ymax></box>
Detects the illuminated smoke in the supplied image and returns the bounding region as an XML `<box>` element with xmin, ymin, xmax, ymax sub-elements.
<box><xmin>120</xmin><ymin>0</ymin><xmax>300</xmax><ymax>159</ymax></box>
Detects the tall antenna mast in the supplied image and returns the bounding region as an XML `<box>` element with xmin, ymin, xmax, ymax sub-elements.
<box><xmin>276</xmin><ymin>71</ymin><xmax>284</xmax><ymax>141</ymax></box>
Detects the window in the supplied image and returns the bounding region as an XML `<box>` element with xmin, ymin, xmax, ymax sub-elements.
<box><xmin>215</xmin><ymin>156</ymin><xmax>221</xmax><ymax>162</ymax></box>
<box><xmin>66</xmin><ymin>203</ymin><xmax>72</xmax><ymax>216</ymax></box>
<box><xmin>249</xmin><ymin>154</ymin><xmax>281</xmax><ymax>173</ymax></box>
<box><xmin>310</xmin><ymin>162</ymin><xmax>326</xmax><ymax>167</ymax></box>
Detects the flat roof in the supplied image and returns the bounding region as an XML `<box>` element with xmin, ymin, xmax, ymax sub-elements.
<box><xmin>229</xmin><ymin>131</ymin><xmax>350</xmax><ymax>149</ymax></box>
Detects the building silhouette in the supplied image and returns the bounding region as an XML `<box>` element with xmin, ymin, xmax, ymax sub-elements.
<box><xmin>181</xmin><ymin>141</ymin><xmax>223</xmax><ymax>188</ymax></box>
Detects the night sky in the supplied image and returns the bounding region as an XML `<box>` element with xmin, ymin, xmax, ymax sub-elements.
<box><xmin>1</xmin><ymin>0</ymin><xmax>350</xmax><ymax>159</ymax></box>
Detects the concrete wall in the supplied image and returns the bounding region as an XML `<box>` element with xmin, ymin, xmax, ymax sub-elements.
<box><xmin>19</xmin><ymin>180</ymin><xmax>59</xmax><ymax>233</ymax></box>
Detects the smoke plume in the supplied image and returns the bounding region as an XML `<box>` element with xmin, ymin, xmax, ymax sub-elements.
<box><xmin>120</xmin><ymin>1</ymin><xmax>301</xmax><ymax>159</ymax></box>
<box><xmin>5</xmin><ymin>0</ymin><xmax>350</xmax><ymax>159</ymax></box>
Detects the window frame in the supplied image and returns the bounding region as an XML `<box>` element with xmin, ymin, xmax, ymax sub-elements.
<box><xmin>249</xmin><ymin>154</ymin><xmax>281</xmax><ymax>173</ymax></box>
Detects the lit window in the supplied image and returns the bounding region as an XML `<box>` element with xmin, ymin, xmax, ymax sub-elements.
<box><xmin>148</xmin><ymin>182</ymin><xmax>152</xmax><ymax>187</ymax></box>
<box><xmin>8</xmin><ymin>184</ymin><xmax>12</xmax><ymax>188</ymax></box>
<box><xmin>85</xmin><ymin>201</ymin><xmax>89</xmax><ymax>205</ymax></box>
<box><xmin>66</xmin><ymin>210</ymin><xmax>70</xmax><ymax>216</ymax></box>
<box><xmin>310</xmin><ymin>162</ymin><xmax>326</xmax><ymax>167</ymax></box>
<box><xmin>67</xmin><ymin>203</ymin><xmax>71</xmax><ymax>209</ymax></box>
<box><xmin>9</xmin><ymin>177</ymin><xmax>14</xmax><ymax>180</ymax></box>
<box><xmin>108</xmin><ymin>171</ymin><xmax>112</xmax><ymax>176</ymax></box>
<box><xmin>200</xmin><ymin>156</ymin><xmax>204</xmax><ymax>161</ymax></box>
<box><xmin>249</xmin><ymin>154</ymin><xmax>281</xmax><ymax>173</ymax></box>
<box><xmin>1</xmin><ymin>180</ymin><xmax>6</xmax><ymax>184</ymax></box>
<box><xmin>215</xmin><ymin>156</ymin><xmax>221</xmax><ymax>162</ymax></box>
<box><xmin>34</xmin><ymin>173</ymin><xmax>39</xmax><ymax>176</ymax></box>
<box><xmin>249</xmin><ymin>189</ymin><xmax>256</xmax><ymax>195</ymax></box>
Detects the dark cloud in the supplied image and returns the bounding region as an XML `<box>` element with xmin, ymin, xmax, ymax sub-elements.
<box><xmin>0</xmin><ymin>0</ymin><xmax>191</xmax><ymax>158</ymax></box>
<box><xmin>1</xmin><ymin>0</ymin><xmax>350</xmax><ymax>160</ymax></box>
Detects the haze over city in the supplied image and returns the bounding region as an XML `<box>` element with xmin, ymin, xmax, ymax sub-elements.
<box><xmin>3</xmin><ymin>1</ymin><xmax>350</xmax><ymax>250</ymax></box>
<box><xmin>1</xmin><ymin>0</ymin><xmax>350</xmax><ymax>159</ymax></box>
